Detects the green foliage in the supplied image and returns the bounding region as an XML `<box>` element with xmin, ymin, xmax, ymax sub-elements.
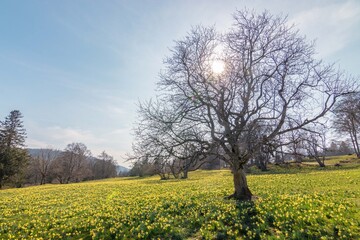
<box><xmin>0</xmin><ymin>146</ymin><xmax>29</xmax><ymax>188</ymax></box>
<box><xmin>0</xmin><ymin>167</ymin><xmax>359</xmax><ymax>239</ymax></box>
<box><xmin>0</xmin><ymin>110</ymin><xmax>26</xmax><ymax>148</ymax></box>
<box><xmin>0</xmin><ymin>110</ymin><xmax>28</xmax><ymax>188</ymax></box>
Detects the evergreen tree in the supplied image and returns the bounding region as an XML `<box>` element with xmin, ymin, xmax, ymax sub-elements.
<box><xmin>0</xmin><ymin>110</ymin><xmax>28</xmax><ymax>188</ymax></box>
<box><xmin>0</xmin><ymin>110</ymin><xmax>26</xmax><ymax>148</ymax></box>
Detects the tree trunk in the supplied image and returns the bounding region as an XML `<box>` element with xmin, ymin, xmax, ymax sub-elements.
<box><xmin>354</xmin><ymin>132</ymin><xmax>360</xmax><ymax>158</ymax></box>
<box><xmin>256</xmin><ymin>155</ymin><xmax>268</xmax><ymax>171</ymax></box>
<box><xmin>315</xmin><ymin>156</ymin><xmax>325</xmax><ymax>167</ymax></box>
<box><xmin>295</xmin><ymin>154</ymin><xmax>302</xmax><ymax>163</ymax></box>
<box><xmin>40</xmin><ymin>174</ymin><xmax>45</xmax><ymax>185</ymax></box>
<box><xmin>182</xmin><ymin>168</ymin><xmax>188</xmax><ymax>179</ymax></box>
<box><xmin>349</xmin><ymin>128</ymin><xmax>360</xmax><ymax>158</ymax></box>
<box><xmin>228</xmin><ymin>168</ymin><xmax>253</xmax><ymax>201</ymax></box>
<box><xmin>0</xmin><ymin>173</ymin><xmax>3</xmax><ymax>189</ymax></box>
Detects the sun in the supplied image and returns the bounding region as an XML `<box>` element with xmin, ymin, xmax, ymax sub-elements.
<box><xmin>211</xmin><ymin>59</ymin><xmax>225</xmax><ymax>74</ymax></box>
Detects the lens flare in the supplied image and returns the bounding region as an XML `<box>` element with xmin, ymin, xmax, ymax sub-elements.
<box><xmin>211</xmin><ymin>60</ymin><xmax>225</xmax><ymax>74</ymax></box>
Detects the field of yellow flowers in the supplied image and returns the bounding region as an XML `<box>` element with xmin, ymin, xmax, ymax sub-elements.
<box><xmin>0</xmin><ymin>167</ymin><xmax>359</xmax><ymax>239</ymax></box>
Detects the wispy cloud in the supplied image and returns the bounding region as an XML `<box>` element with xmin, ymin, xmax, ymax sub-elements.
<box><xmin>26</xmin><ymin>138</ymin><xmax>51</xmax><ymax>149</ymax></box>
<box><xmin>26</xmin><ymin>123</ymin><xmax>132</xmax><ymax>166</ymax></box>
<box><xmin>27</xmin><ymin>124</ymin><xmax>104</xmax><ymax>149</ymax></box>
<box><xmin>47</xmin><ymin>126</ymin><xmax>104</xmax><ymax>144</ymax></box>
<box><xmin>290</xmin><ymin>0</ymin><xmax>360</xmax><ymax>57</ymax></box>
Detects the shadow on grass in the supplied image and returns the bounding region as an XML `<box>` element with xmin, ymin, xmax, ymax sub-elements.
<box><xmin>208</xmin><ymin>200</ymin><xmax>263</xmax><ymax>240</ymax></box>
<box><xmin>235</xmin><ymin>201</ymin><xmax>261</xmax><ymax>239</ymax></box>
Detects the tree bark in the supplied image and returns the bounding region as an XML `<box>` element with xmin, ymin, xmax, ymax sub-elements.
<box><xmin>40</xmin><ymin>174</ymin><xmax>45</xmax><ymax>185</ymax></box>
<box><xmin>315</xmin><ymin>156</ymin><xmax>326</xmax><ymax>167</ymax></box>
<box><xmin>182</xmin><ymin>169</ymin><xmax>188</xmax><ymax>179</ymax></box>
<box><xmin>349</xmin><ymin>123</ymin><xmax>360</xmax><ymax>158</ymax></box>
<box><xmin>228</xmin><ymin>168</ymin><xmax>253</xmax><ymax>201</ymax></box>
<box><xmin>256</xmin><ymin>155</ymin><xmax>268</xmax><ymax>171</ymax></box>
<box><xmin>354</xmin><ymin>133</ymin><xmax>360</xmax><ymax>158</ymax></box>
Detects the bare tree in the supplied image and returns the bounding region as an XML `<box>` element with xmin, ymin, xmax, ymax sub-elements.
<box><xmin>131</xmin><ymin>101</ymin><xmax>210</xmax><ymax>179</ymax></box>
<box><xmin>133</xmin><ymin>10</ymin><xmax>357</xmax><ymax>200</ymax></box>
<box><xmin>130</xmin><ymin>123</ymin><xmax>171</xmax><ymax>179</ymax></box>
<box><xmin>333</xmin><ymin>93</ymin><xmax>360</xmax><ymax>157</ymax></box>
<box><xmin>92</xmin><ymin>151</ymin><xmax>117</xmax><ymax>179</ymax></box>
<box><xmin>128</xmin><ymin>159</ymin><xmax>158</xmax><ymax>178</ymax></box>
<box><xmin>254</xmin><ymin>143</ymin><xmax>275</xmax><ymax>171</ymax></box>
<box><xmin>304</xmin><ymin>133</ymin><xmax>325</xmax><ymax>167</ymax></box>
<box><xmin>338</xmin><ymin>141</ymin><xmax>352</xmax><ymax>155</ymax></box>
<box><xmin>286</xmin><ymin>128</ymin><xmax>306</xmax><ymax>163</ymax></box>
<box><xmin>302</xmin><ymin>123</ymin><xmax>328</xmax><ymax>167</ymax></box>
<box><xmin>29</xmin><ymin>148</ymin><xmax>60</xmax><ymax>184</ymax></box>
<box><xmin>51</xmin><ymin>143</ymin><xmax>92</xmax><ymax>184</ymax></box>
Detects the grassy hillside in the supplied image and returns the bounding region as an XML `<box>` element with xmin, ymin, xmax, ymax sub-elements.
<box><xmin>0</xmin><ymin>164</ymin><xmax>359</xmax><ymax>239</ymax></box>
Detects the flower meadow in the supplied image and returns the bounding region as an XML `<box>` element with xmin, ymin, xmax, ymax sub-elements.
<box><xmin>0</xmin><ymin>168</ymin><xmax>359</xmax><ymax>239</ymax></box>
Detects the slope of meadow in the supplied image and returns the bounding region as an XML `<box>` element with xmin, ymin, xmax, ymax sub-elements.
<box><xmin>0</xmin><ymin>166</ymin><xmax>359</xmax><ymax>239</ymax></box>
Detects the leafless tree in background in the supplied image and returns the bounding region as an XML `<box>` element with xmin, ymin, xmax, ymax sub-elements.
<box><xmin>92</xmin><ymin>151</ymin><xmax>117</xmax><ymax>179</ymax></box>
<box><xmin>132</xmin><ymin>100</ymin><xmax>210</xmax><ymax>179</ymax></box>
<box><xmin>286</xmin><ymin>128</ymin><xmax>306</xmax><ymax>163</ymax></box>
<box><xmin>51</xmin><ymin>143</ymin><xmax>91</xmax><ymax>183</ymax></box>
<box><xmin>29</xmin><ymin>148</ymin><xmax>60</xmax><ymax>184</ymax></box>
<box><xmin>333</xmin><ymin>93</ymin><xmax>360</xmax><ymax>158</ymax></box>
<box><xmin>132</xmin><ymin>10</ymin><xmax>357</xmax><ymax>200</ymax></box>
<box><xmin>302</xmin><ymin>123</ymin><xmax>328</xmax><ymax>167</ymax></box>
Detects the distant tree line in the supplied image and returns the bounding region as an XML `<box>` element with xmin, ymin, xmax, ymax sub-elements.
<box><xmin>128</xmin><ymin>132</ymin><xmax>354</xmax><ymax>178</ymax></box>
<box><xmin>27</xmin><ymin>145</ymin><xmax>118</xmax><ymax>185</ymax></box>
<box><xmin>0</xmin><ymin>110</ymin><xmax>120</xmax><ymax>189</ymax></box>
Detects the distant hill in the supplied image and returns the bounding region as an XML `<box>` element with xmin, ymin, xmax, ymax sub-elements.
<box><xmin>116</xmin><ymin>165</ymin><xmax>129</xmax><ymax>173</ymax></box>
<box><xmin>27</xmin><ymin>148</ymin><xmax>129</xmax><ymax>173</ymax></box>
<box><xmin>27</xmin><ymin>148</ymin><xmax>62</xmax><ymax>158</ymax></box>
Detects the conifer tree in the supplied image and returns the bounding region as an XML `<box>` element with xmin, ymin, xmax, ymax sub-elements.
<box><xmin>0</xmin><ymin>110</ymin><xmax>26</xmax><ymax>148</ymax></box>
<box><xmin>0</xmin><ymin>110</ymin><xmax>28</xmax><ymax>188</ymax></box>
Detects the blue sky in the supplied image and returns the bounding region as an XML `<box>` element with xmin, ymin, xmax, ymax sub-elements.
<box><xmin>1</xmin><ymin>0</ymin><xmax>359</xmax><ymax>167</ymax></box>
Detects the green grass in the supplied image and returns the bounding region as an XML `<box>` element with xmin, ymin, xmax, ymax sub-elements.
<box><xmin>245</xmin><ymin>154</ymin><xmax>360</xmax><ymax>175</ymax></box>
<box><xmin>301</xmin><ymin>154</ymin><xmax>360</xmax><ymax>165</ymax></box>
<box><xmin>0</xmin><ymin>162</ymin><xmax>359</xmax><ymax>239</ymax></box>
